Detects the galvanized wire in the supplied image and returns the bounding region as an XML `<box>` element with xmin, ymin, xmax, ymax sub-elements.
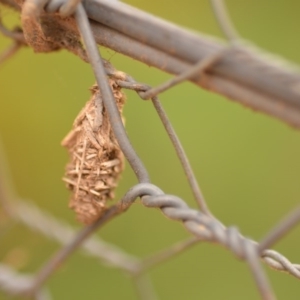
<box><xmin>0</xmin><ymin>0</ymin><xmax>300</xmax><ymax>300</ymax></box>
<box><xmin>74</xmin><ymin>3</ymin><xmax>149</xmax><ymax>184</ymax></box>
<box><xmin>210</xmin><ymin>0</ymin><xmax>241</xmax><ymax>43</ymax></box>
<box><xmin>82</xmin><ymin>0</ymin><xmax>300</xmax><ymax>127</ymax></box>
<box><xmin>2</xmin><ymin>0</ymin><xmax>300</xmax><ymax>126</ymax></box>
<box><xmin>0</xmin><ymin>263</ymin><xmax>51</xmax><ymax>300</ymax></box>
<box><xmin>13</xmin><ymin>200</ymin><xmax>139</xmax><ymax>272</ymax></box>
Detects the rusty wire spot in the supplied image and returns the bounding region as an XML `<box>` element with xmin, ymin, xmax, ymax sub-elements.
<box><xmin>61</xmin><ymin>79</ymin><xmax>125</xmax><ymax>224</ymax></box>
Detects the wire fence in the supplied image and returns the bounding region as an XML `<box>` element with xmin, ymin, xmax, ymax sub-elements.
<box><xmin>0</xmin><ymin>0</ymin><xmax>300</xmax><ymax>299</ymax></box>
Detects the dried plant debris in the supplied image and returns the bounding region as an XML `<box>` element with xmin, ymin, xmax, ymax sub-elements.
<box><xmin>62</xmin><ymin>79</ymin><xmax>125</xmax><ymax>224</ymax></box>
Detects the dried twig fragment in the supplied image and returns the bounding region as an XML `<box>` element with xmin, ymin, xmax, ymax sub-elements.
<box><xmin>62</xmin><ymin>79</ymin><xmax>125</xmax><ymax>224</ymax></box>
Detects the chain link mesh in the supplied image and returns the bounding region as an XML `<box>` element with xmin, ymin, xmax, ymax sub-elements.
<box><xmin>0</xmin><ymin>0</ymin><xmax>300</xmax><ymax>299</ymax></box>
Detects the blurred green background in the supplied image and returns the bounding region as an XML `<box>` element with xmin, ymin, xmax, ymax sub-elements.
<box><xmin>1</xmin><ymin>0</ymin><xmax>300</xmax><ymax>299</ymax></box>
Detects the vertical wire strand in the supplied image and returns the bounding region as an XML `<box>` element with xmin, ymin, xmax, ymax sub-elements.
<box><xmin>210</xmin><ymin>0</ymin><xmax>240</xmax><ymax>43</ymax></box>
<box><xmin>245</xmin><ymin>243</ymin><xmax>276</xmax><ymax>300</ymax></box>
<box><xmin>75</xmin><ymin>4</ymin><xmax>150</xmax><ymax>183</ymax></box>
<box><xmin>151</xmin><ymin>96</ymin><xmax>212</xmax><ymax>215</ymax></box>
<box><xmin>132</xmin><ymin>275</ymin><xmax>159</xmax><ymax>300</ymax></box>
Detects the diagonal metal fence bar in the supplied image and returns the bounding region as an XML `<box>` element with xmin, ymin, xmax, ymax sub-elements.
<box><xmin>83</xmin><ymin>0</ymin><xmax>300</xmax><ymax>127</ymax></box>
<box><xmin>1</xmin><ymin>0</ymin><xmax>300</xmax><ymax>127</ymax></box>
